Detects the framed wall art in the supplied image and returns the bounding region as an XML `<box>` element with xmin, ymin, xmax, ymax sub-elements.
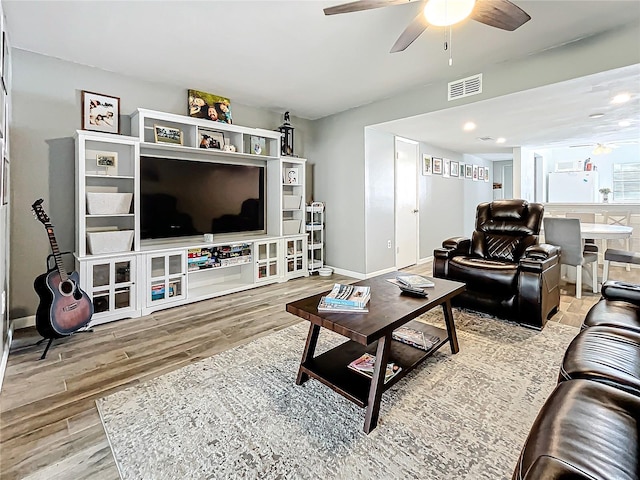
<box><xmin>484</xmin><ymin>165</ymin><xmax>490</xmax><ymax>182</ymax></box>
<box><xmin>473</xmin><ymin>165</ymin><xmax>479</xmax><ymax>181</ymax></box>
<box><xmin>422</xmin><ymin>154</ymin><xmax>432</xmax><ymax>175</ymax></box>
<box><xmin>450</xmin><ymin>161</ymin><xmax>459</xmax><ymax>178</ymax></box>
<box><xmin>81</xmin><ymin>90</ymin><xmax>120</xmax><ymax>134</ymax></box>
<box><xmin>443</xmin><ymin>158</ymin><xmax>451</xmax><ymax>178</ymax></box>
<box><xmin>465</xmin><ymin>164</ymin><xmax>473</xmax><ymax>179</ymax></box>
<box><xmin>478</xmin><ymin>166</ymin><xmax>485</xmax><ymax>181</ymax></box>
<box><xmin>154</xmin><ymin>124</ymin><xmax>183</xmax><ymax>145</ymax></box>
<box><xmin>432</xmin><ymin>157</ymin><xmax>443</xmax><ymax>175</ymax></box>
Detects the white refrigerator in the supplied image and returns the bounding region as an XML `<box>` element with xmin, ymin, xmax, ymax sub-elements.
<box><xmin>547</xmin><ymin>171</ymin><xmax>599</xmax><ymax>203</ymax></box>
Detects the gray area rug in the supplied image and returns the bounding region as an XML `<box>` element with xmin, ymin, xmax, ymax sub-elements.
<box><xmin>97</xmin><ymin>310</ymin><xmax>578</xmax><ymax>480</ymax></box>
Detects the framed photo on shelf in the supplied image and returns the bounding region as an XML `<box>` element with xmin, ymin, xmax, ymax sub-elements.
<box><xmin>465</xmin><ymin>164</ymin><xmax>473</xmax><ymax>179</ymax></box>
<box><xmin>95</xmin><ymin>151</ymin><xmax>118</xmax><ymax>176</ymax></box>
<box><xmin>284</xmin><ymin>167</ymin><xmax>299</xmax><ymax>185</ymax></box>
<box><xmin>432</xmin><ymin>157</ymin><xmax>443</xmax><ymax>175</ymax></box>
<box><xmin>81</xmin><ymin>90</ymin><xmax>120</xmax><ymax>134</ymax></box>
<box><xmin>450</xmin><ymin>160</ymin><xmax>459</xmax><ymax>178</ymax></box>
<box><xmin>422</xmin><ymin>154</ymin><xmax>432</xmax><ymax>175</ymax></box>
<box><xmin>443</xmin><ymin>158</ymin><xmax>451</xmax><ymax>178</ymax></box>
<box><xmin>199</xmin><ymin>129</ymin><xmax>224</xmax><ymax>149</ymax></box>
<box><xmin>250</xmin><ymin>135</ymin><xmax>267</xmax><ymax>156</ymax></box>
<box><xmin>154</xmin><ymin>124</ymin><xmax>183</xmax><ymax>145</ymax></box>
<box><xmin>188</xmin><ymin>89</ymin><xmax>232</xmax><ymax>124</ymax></box>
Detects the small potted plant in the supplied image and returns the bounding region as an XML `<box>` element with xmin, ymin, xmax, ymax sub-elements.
<box><xmin>599</xmin><ymin>187</ymin><xmax>611</xmax><ymax>203</ymax></box>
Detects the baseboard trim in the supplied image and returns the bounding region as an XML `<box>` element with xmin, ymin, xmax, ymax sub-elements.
<box><xmin>418</xmin><ymin>255</ymin><xmax>434</xmax><ymax>265</ymax></box>
<box><xmin>0</xmin><ymin>325</ymin><xmax>13</xmax><ymax>393</ymax></box>
<box><xmin>365</xmin><ymin>267</ymin><xmax>397</xmax><ymax>278</ymax></box>
<box><xmin>13</xmin><ymin>315</ymin><xmax>35</xmax><ymax>330</ymax></box>
<box><xmin>326</xmin><ymin>266</ymin><xmax>366</xmax><ymax>280</ymax></box>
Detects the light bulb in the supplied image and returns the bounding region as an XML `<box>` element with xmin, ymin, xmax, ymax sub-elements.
<box><xmin>424</xmin><ymin>0</ymin><xmax>476</xmax><ymax>27</ymax></box>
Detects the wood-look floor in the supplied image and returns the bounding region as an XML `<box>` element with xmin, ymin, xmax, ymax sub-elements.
<box><xmin>1</xmin><ymin>262</ymin><xmax>638</xmax><ymax>479</ymax></box>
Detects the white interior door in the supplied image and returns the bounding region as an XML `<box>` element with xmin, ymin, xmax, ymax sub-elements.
<box><xmin>395</xmin><ymin>138</ymin><xmax>418</xmax><ymax>269</ymax></box>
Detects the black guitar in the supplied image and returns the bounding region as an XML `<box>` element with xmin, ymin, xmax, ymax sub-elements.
<box><xmin>32</xmin><ymin>199</ymin><xmax>93</xmax><ymax>345</ymax></box>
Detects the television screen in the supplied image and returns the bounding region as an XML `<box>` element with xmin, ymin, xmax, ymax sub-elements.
<box><xmin>140</xmin><ymin>156</ymin><xmax>265</xmax><ymax>240</ymax></box>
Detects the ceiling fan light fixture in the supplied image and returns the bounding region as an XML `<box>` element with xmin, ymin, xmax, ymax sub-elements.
<box><xmin>423</xmin><ymin>0</ymin><xmax>477</xmax><ymax>27</ymax></box>
<box><xmin>593</xmin><ymin>144</ymin><xmax>612</xmax><ymax>155</ymax></box>
<box><xmin>619</xmin><ymin>120</ymin><xmax>631</xmax><ymax>127</ymax></box>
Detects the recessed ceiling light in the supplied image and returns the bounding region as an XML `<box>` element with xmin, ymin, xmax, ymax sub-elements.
<box><xmin>619</xmin><ymin>120</ymin><xmax>631</xmax><ymax>127</ymax></box>
<box><xmin>463</xmin><ymin>122</ymin><xmax>476</xmax><ymax>131</ymax></box>
<box><xmin>589</xmin><ymin>113</ymin><xmax>605</xmax><ymax>119</ymax></box>
<box><xmin>496</xmin><ymin>137</ymin><xmax>506</xmax><ymax>144</ymax></box>
<box><xmin>612</xmin><ymin>93</ymin><xmax>631</xmax><ymax>104</ymax></box>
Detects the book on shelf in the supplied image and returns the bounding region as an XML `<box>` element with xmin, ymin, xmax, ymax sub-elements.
<box><xmin>395</xmin><ymin>274</ymin><xmax>435</xmax><ymax>288</ymax></box>
<box><xmin>347</xmin><ymin>353</ymin><xmax>401</xmax><ymax>383</ymax></box>
<box><xmin>324</xmin><ymin>283</ymin><xmax>370</xmax><ymax>308</ymax></box>
<box><xmin>392</xmin><ymin>326</ymin><xmax>440</xmax><ymax>351</ymax></box>
<box><xmin>317</xmin><ymin>296</ymin><xmax>368</xmax><ymax>313</ymax></box>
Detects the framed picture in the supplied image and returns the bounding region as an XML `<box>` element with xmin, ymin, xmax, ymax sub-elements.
<box><xmin>432</xmin><ymin>157</ymin><xmax>443</xmax><ymax>175</ymax></box>
<box><xmin>478</xmin><ymin>166</ymin><xmax>485</xmax><ymax>181</ymax></box>
<box><xmin>188</xmin><ymin>89</ymin><xmax>232</xmax><ymax>124</ymax></box>
<box><xmin>154</xmin><ymin>124</ymin><xmax>183</xmax><ymax>145</ymax></box>
<box><xmin>450</xmin><ymin>161</ymin><xmax>459</xmax><ymax>178</ymax></box>
<box><xmin>81</xmin><ymin>90</ymin><xmax>120</xmax><ymax>134</ymax></box>
<box><xmin>284</xmin><ymin>167</ymin><xmax>299</xmax><ymax>185</ymax></box>
<box><xmin>199</xmin><ymin>128</ymin><xmax>224</xmax><ymax>150</ymax></box>
<box><xmin>465</xmin><ymin>164</ymin><xmax>473</xmax><ymax>179</ymax></box>
<box><xmin>443</xmin><ymin>158</ymin><xmax>451</xmax><ymax>178</ymax></box>
<box><xmin>250</xmin><ymin>136</ymin><xmax>267</xmax><ymax>156</ymax></box>
<box><xmin>422</xmin><ymin>154</ymin><xmax>432</xmax><ymax>176</ymax></box>
<box><xmin>473</xmin><ymin>165</ymin><xmax>479</xmax><ymax>181</ymax></box>
<box><xmin>96</xmin><ymin>151</ymin><xmax>118</xmax><ymax>175</ymax></box>
<box><xmin>484</xmin><ymin>166</ymin><xmax>490</xmax><ymax>182</ymax></box>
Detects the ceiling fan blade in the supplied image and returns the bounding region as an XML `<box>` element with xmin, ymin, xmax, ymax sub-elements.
<box><xmin>470</xmin><ymin>0</ymin><xmax>531</xmax><ymax>31</ymax></box>
<box><xmin>390</xmin><ymin>11</ymin><xmax>429</xmax><ymax>53</ymax></box>
<box><xmin>324</xmin><ymin>0</ymin><xmax>412</xmax><ymax>16</ymax></box>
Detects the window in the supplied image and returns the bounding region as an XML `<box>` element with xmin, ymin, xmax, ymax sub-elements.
<box><xmin>613</xmin><ymin>163</ymin><xmax>640</xmax><ymax>202</ymax></box>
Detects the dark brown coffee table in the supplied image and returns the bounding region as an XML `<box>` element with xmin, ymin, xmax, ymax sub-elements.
<box><xmin>286</xmin><ymin>272</ymin><xmax>465</xmax><ymax>433</ymax></box>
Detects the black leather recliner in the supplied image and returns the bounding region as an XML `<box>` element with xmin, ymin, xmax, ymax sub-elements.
<box><xmin>433</xmin><ymin>199</ymin><xmax>561</xmax><ymax>329</ymax></box>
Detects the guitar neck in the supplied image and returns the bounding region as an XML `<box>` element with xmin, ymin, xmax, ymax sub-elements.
<box><xmin>45</xmin><ymin>224</ymin><xmax>68</xmax><ymax>282</ymax></box>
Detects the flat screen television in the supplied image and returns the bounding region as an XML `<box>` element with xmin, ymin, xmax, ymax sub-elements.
<box><xmin>140</xmin><ymin>156</ymin><xmax>266</xmax><ymax>240</ymax></box>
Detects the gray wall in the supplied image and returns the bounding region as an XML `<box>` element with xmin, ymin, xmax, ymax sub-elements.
<box><xmin>308</xmin><ymin>22</ymin><xmax>639</xmax><ymax>275</ymax></box>
<box><xmin>10</xmin><ymin>49</ymin><xmax>312</xmax><ymax>318</ymax></box>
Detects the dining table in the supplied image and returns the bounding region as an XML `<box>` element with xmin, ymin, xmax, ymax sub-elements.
<box><xmin>578</xmin><ymin>223</ymin><xmax>633</xmax><ymax>241</ymax></box>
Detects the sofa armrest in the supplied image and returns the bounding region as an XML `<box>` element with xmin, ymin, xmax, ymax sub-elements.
<box><xmin>435</xmin><ymin>237</ymin><xmax>470</xmax><ymax>258</ymax></box>
<box><xmin>520</xmin><ymin>455</ymin><xmax>597</xmax><ymax>480</ymax></box>
<box><xmin>601</xmin><ymin>280</ymin><xmax>640</xmax><ymax>306</ymax></box>
<box><xmin>524</xmin><ymin>243</ymin><xmax>560</xmax><ymax>260</ymax></box>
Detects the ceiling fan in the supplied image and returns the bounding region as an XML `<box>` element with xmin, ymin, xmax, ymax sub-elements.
<box><xmin>324</xmin><ymin>0</ymin><xmax>531</xmax><ymax>53</ymax></box>
<box><xmin>569</xmin><ymin>140</ymin><xmax>638</xmax><ymax>155</ymax></box>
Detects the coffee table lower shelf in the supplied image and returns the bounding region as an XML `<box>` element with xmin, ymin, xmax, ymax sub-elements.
<box><xmin>299</xmin><ymin>322</ymin><xmax>447</xmax><ymax>408</ymax></box>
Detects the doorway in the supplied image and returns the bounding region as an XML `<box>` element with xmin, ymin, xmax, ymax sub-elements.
<box><xmin>395</xmin><ymin>138</ymin><xmax>419</xmax><ymax>269</ymax></box>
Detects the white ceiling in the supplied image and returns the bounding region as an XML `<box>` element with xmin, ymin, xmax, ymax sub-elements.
<box><xmin>3</xmin><ymin>0</ymin><xmax>640</xmax><ymax>155</ymax></box>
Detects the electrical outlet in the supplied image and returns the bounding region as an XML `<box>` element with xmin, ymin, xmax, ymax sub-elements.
<box><xmin>387</xmin><ymin>240</ymin><xmax>392</xmax><ymax>249</ymax></box>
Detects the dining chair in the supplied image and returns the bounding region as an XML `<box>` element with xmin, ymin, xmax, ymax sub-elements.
<box><xmin>543</xmin><ymin>218</ymin><xmax>598</xmax><ymax>299</ymax></box>
<box><xmin>603</xmin><ymin>211</ymin><xmax>632</xmax><ymax>270</ymax></box>
<box><xmin>565</xmin><ymin>212</ymin><xmax>597</xmax><ymax>246</ymax></box>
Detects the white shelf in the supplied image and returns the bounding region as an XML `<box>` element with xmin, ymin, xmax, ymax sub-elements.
<box><xmin>86</xmin><ymin>214</ymin><xmax>134</xmax><ymax>218</ymax></box>
<box><xmin>85</xmin><ymin>174</ymin><xmax>135</xmax><ymax>180</ymax></box>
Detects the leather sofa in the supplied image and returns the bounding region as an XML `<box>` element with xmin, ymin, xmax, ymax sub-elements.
<box><xmin>434</xmin><ymin>199</ymin><xmax>561</xmax><ymax>329</ymax></box>
<box><xmin>512</xmin><ymin>280</ymin><xmax>640</xmax><ymax>480</ymax></box>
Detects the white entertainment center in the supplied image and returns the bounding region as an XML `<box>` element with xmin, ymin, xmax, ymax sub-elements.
<box><xmin>75</xmin><ymin>109</ymin><xmax>308</xmax><ymax>326</ymax></box>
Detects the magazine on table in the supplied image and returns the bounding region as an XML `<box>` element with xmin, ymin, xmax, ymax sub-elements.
<box><xmin>395</xmin><ymin>274</ymin><xmax>435</xmax><ymax>288</ymax></box>
<box><xmin>392</xmin><ymin>326</ymin><xmax>440</xmax><ymax>351</ymax></box>
<box><xmin>324</xmin><ymin>283</ymin><xmax>371</xmax><ymax>308</ymax></box>
<box><xmin>317</xmin><ymin>296</ymin><xmax>369</xmax><ymax>313</ymax></box>
<box><xmin>347</xmin><ymin>353</ymin><xmax>401</xmax><ymax>383</ymax></box>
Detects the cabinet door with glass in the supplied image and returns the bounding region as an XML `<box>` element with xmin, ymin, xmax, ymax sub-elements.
<box><xmin>255</xmin><ymin>240</ymin><xmax>281</xmax><ymax>282</ymax></box>
<box><xmin>284</xmin><ymin>236</ymin><xmax>307</xmax><ymax>279</ymax></box>
<box><xmin>146</xmin><ymin>250</ymin><xmax>187</xmax><ymax>307</ymax></box>
<box><xmin>83</xmin><ymin>256</ymin><xmax>137</xmax><ymax>325</ymax></box>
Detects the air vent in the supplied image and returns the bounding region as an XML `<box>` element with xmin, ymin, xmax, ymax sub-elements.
<box><xmin>448</xmin><ymin>73</ymin><xmax>482</xmax><ymax>101</ymax></box>
<box><xmin>478</xmin><ymin>136</ymin><xmax>494</xmax><ymax>142</ymax></box>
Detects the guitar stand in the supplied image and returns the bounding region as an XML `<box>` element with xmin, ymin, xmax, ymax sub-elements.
<box><xmin>35</xmin><ymin>327</ymin><xmax>95</xmax><ymax>361</ymax></box>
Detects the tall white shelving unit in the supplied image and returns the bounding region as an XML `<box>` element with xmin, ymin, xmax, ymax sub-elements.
<box><xmin>306</xmin><ymin>202</ymin><xmax>324</xmax><ymax>273</ymax></box>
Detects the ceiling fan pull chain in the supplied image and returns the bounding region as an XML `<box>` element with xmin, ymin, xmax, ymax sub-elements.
<box><xmin>448</xmin><ymin>27</ymin><xmax>453</xmax><ymax>66</ymax></box>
